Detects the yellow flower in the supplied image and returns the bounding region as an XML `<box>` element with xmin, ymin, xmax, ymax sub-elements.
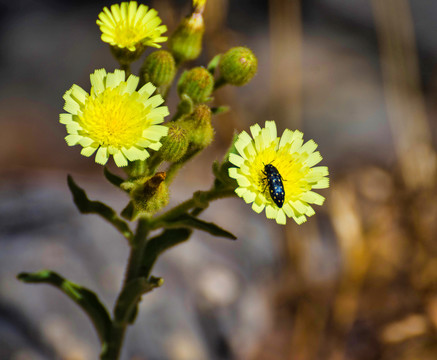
<box><xmin>97</xmin><ymin>1</ymin><xmax>167</xmax><ymax>52</ymax></box>
<box><xmin>60</xmin><ymin>69</ymin><xmax>169</xmax><ymax>167</ymax></box>
<box><xmin>193</xmin><ymin>0</ymin><xmax>207</xmax><ymax>10</ymax></box>
<box><xmin>228</xmin><ymin>121</ymin><xmax>329</xmax><ymax>225</ymax></box>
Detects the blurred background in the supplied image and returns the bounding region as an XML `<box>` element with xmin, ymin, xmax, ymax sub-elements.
<box><xmin>1</xmin><ymin>0</ymin><xmax>437</xmax><ymax>359</ymax></box>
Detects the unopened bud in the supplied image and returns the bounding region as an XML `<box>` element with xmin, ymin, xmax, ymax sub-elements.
<box><xmin>218</xmin><ymin>47</ymin><xmax>258</xmax><ymax>86</ymax></box>
<box><xmin>177</xmin><ymin>67</ymin><xmax>214</xmax><ymax>103</ymax></box>
<box><xmin>140</xmin><ymin>50</ymin><xmax>176</xmax><ymax>88</ymax></box>
<box><xmin>125</xmin><ymin>172</ymin><xmax>169</xmax><ymax>217</ymax></box>
<box><xmin>178</xmin><ymin>105</ymin><xmax>214</xmax><ymax>149</ymax></box>
<box><xmin>168</xmin><ymin>12</ymin><xmax>204</xmax><ymax>63</ymax></box>
<box><xmin>160</xmin><ymin>124</ymin><xmax>189</xmax><ymax>162</ymax></box>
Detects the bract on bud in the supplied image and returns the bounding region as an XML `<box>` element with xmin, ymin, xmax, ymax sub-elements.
<box><xmin>110</xmin><ymin>45</ymin><xmax>145</xmax><ymax>66</ymax></box>
<box><xmin>177</xmin><ymin>67</ymin><xmax>214</xmax><ymax>103</ymax></box>
<box><xmin>218</xmin><ymin>47</ymin><xmax>258</xmax><ymax>86</ymax></box>
<box><xmin>129</xmin><ymin>172</ymin><xmax>169</xmax><ymax>216</ymax></box>
<box><xmin>160</xmin><ymin>124</ymin><xmax>189</xmax><ymax>162</ymax></box>
<box><xmin>177</xmin><ymin>104</ymin><xmax>214</xmax><ymax>150</ymax></box>
<box><xmin>168</xmin><ymin>12</ymin><xmax>204</xmax><ymax>63</ymax></box>
<box><xmin>140</xmin><ymin>50</ymin><xmax>176</xmax><ymax>88</ymax></box>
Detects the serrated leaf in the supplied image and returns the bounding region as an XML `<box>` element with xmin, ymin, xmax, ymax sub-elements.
<box><xmin>67</xmin><ymin>175</ymin><xmax>134</xmax><ymax>242</ymax></box>
<box><xmin>17</xmin><ymin>270</ymin><xmax>111</xmax><ymax>344</ymax></box>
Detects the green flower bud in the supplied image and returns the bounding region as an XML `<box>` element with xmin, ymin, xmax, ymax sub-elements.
<box><xmin>168</xmin><ymin>12</ymin><xmax>204</xmax><ymax>63</ymax></box>
<box><xmin>160</xmin><ymin>124</ymin><xmax>189</xmax><ymax>162</ymax></box>
<box><xmin>128</xmin><ymin>172</ymin><xmax>169</xmax><ymax>217</ymax></box>
<box><xmin>178</xmin><ymin>104</ymin><xmax>214</xmax><ymax>150</ymax></box>
<box><xmin>218</xmin><ymin>47</ymin><xmax>258</xmax><ymax>86</ymax></box>
<box><xmin>177</xmin><ymin>67</ymin><xmax>214</xmax><ymax>103</ymax></box>
<box><xmin>110</xmin><ymin>45</ymin><xmax>145</xmax><ymax>66</ymax></box>
<box><xmin>140</xmin><ymin>50</ymin><xmax>176</xmax><ymax>88</ymax></box>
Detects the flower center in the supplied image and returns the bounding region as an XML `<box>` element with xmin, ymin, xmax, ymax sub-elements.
<box><xmin>114</xmin><ymin>22</ymin><xmax>145</xmax><ymax>47</ymax></box>
<box><xmin>79</xmin><ymin>88</ymin><xmax>148</xmax><ymax>149</ymax></box>
<box><xmin>250</xmin><ymin>144</ymin><xmax>310</xmax><ymax>202</ymax></box>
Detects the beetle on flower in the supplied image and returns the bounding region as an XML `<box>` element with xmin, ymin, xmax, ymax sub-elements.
<box><xmin>228</xmin><ymin>121</ymin><xmax>329</xmax><ymax>225</ymax></box>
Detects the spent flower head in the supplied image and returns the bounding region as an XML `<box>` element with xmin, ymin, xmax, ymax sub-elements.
<box><xmin>97</xmin><ymin>1</ymin><xmax>167</xmax><ymax>52</ymax></box>
<box><xmin>228</xmin><ymin>121</ymin><xmax>329</xmax><ymax>225</ymax></box>
<box><xmin>60</xmin><ymin>69</ymin><xmax>169</xmax><ymax>167</ymax></box>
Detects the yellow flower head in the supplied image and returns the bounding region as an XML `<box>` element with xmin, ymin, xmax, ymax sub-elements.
<box><xmin>97</xmin><ymin>2</ymin><xmax>167</xmax><ymax>51</ymax></box>
<box><xmin>60</xmin><ymin>69</ymin><xmax>169</xmax><ymax>167</ymax></box>
<box><xmin>193</xmin><ymin>0</ymin><xmax>207</xmax><ymax>11</ymax></box>
<box><xmin>228</xmin><ymin>121</ymin><xmax>329</xmax><ymax>225</ymax></box>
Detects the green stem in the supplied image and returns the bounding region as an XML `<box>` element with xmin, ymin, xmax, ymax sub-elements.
<box><xmin>146</xmin><ymin>152</ymin><xmax>164</xmax><ymax>176</ymax></box>
<box><xmin>100</xmin><ymin>185</ymin><xmax>235</xmax><ymax>359</ymax></box>
<box><xmin>164</xmin><ymin>161</ymin><xmax>184</xmax><ymax>184</ymax></box>
<box><xmin>150</xmin><ymin>187</ymin><xmax>236</xmax><ymax>229</ymax></box>
<box><xmin>100</xmin><ymin>324</ymin><xmax>125</xmax><ymax>360</ymax></box>
<box><xmin>165</xmin><ymin>149</ymin><xmax>202</xmax><ymax>185</ymax></box>
<box><xmin>120</xmin><ymin>63</ymin><xmax>131</xmax><ymax>77</ymax></box>
<box><xmin>124</xmin><ymin>218</ymin><xmax>150</xmax><ymax>281</ymax></box>
<box><xmin>214</xmin><ymin>76</ymin><xmax>227</xmax><ymax>91</ymax></box>
<box><xmin>100</xmin><ymin>218</ymin><xmax>150</xmax><ymax>360</ymax></box>
<box><xmin>124</xmin><ymin>160</ymin><xmax>147</xmax><ymax>178</ymax></box>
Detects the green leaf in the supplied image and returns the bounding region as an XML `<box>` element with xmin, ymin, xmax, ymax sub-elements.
<box><xmin>67</xmin><ymin>175</ymin><xmax>134</xmax><ymax>243</ymax></box>
<box><xmin>168</xmin><ymin>214</ymin><xmax>237</xmax><ymax>240</ymax></box>
<box><xmin>207</xmin><ymin>54</ymin><xmax>222</xmax><ymax>74</ymax></box>
<box><xmin>211</xmin><ymin>106</ymin><xmax>230</xmax><ymax>115</ymax></box>
<box><xmin>103</xmin><ymin>167</ymin><xmax>126</xmax><ymax>190</ymax></box>
<box><xmin>17</xmin><ymin>270</ymin><xmax>111</xmax><ymax>344</ymax></box>
<box><xmin>140</xmin><ymin>228</ymin><xmax>192</xmax><ymax>278</ymax></box>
